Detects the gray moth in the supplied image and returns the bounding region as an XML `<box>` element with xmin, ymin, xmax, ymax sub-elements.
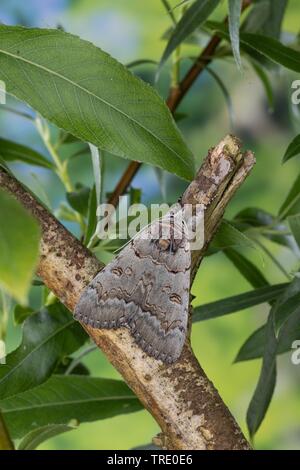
<box><xmin>74</xmin><ymin>206</ymin><xmax>191</xmax><ymax>364</ymax></box>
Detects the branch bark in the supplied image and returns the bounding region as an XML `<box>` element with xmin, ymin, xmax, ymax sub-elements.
<box><xmin>0</xmin><ymin>134</ymin><xmax>254</xmax><ymax>450</ymax></box>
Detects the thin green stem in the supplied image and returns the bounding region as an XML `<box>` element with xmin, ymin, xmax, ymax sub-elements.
<box><xmin>35</xmin><ymin>117</ymin><xmax>85</xmax><ymax>232</ymax></box>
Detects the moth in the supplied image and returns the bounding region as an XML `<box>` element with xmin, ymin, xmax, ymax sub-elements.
<box><xmin>74</xmin><ymin>205</ymin><xmax>192</xmax><ymax>364</ymax></box>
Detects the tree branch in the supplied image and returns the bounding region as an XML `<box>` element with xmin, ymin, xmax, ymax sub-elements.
<box><xmin>0</xmin><ymin>134</ymin><xmax>254</xmax><ymax>450</ymax></box>
<box><xmin>108</xmin><ymin>0</ymin><xmax>252</xmax><ymax>207</ymax></box>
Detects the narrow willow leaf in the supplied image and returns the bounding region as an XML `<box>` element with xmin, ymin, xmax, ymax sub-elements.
<box><xmin>228</xmin><ymin>0</ymin><xmax>242</xmax><ymax>70</ymax></box>
<box><xmin>0</xmin><ymin>189</ymin><xmax>40</xmax><ymax>304</ymax></box>
<box><xmin>225</xmin><ymin>248</ymin><xmax>268</xmax><ymax>288</ymax></box>
<box><xmin>0</xmin><ymin>25</ymin><xmax>194</xmax><ymax>181</ymax></box>
<box><xmin>0</xmin><ymin>303</ymin><xmax>87</xmax><ymax>400</ymax></box>
<box><xmin>0</xmin><ymin>138</ymin><xmax>53</xmax><ymax>169</ymax></box>
<box><xmin>213</xmin><ymin>220</ymin><xmax>258</xmax><ymax>251</ymax></box>
<box><xmin>207</xmin><ymin>22</ymin><xmax>300</xmax><ymax>73</ymax></box>
<box><xmin>235</xmin><ymin>207</ymin><xmax>296</xmax><ymax>251</ymax></box>
<box><xmin>126</xmin><ymin>59</ymin><xmax>158</xmax><ymax>69</ymax></box>
<box><xmin>242</xmin><ymin>0</ymin><xmax>288</xmax><ymax>39</ymax></box>
<box><xmin>279</xmin><ymin>173</ymin><xmax>300</xmax><ymax>219</ymax></box>
<box><xmin>206</xmin><ymin>66</ymin><xmax>234</xmax><ymax>129</ymax></box>
<box><xmin>282</xmin><ymin>135</ymin><xmax>300</xmax><ymax>164</ymax></box>
<box><xmin>249</xmin><ymin>60</ymin><xmax>274</xmax><ymax>110</ymax></box>
<box><xmin>273</xmin><ymin>277</ymin><xmax>300</xmax><ymax>333</ymax></box>
<box><xmin>161</xmin><ymin>0</ymin><xmax>177</xmax><ymax>26</ymax></box>
<box><xmin>160</xmin><ymin>0</ymin><xmax>221</xmax><ymax>69</ymax></box>
<box><xmin>236</xmin><ymin>279</ymin><xmax>300</xmax><ymax>362</ymax></box>
<box><xmin>18</xmin><ymin>423</ymin><xmax>77</xmax><ymax>450</ymax></box>
<box><xmin>247</xmin><ymin>278</ymin><xmax>300</xmax><ymax>437</ymax></box>
<box><xmin>0</xmin><ymin>375</ymin><xmax>143</xmax><ymax>439</ymax></box>
<box><xmin>234</xmin><ymin>325</ymin><xmax>267</xmax><ymax>362</ymax></box>
<box><xmin>193</xmin><ymin>283</ymin><xmax>287</xmax><ymax>322</ymax></box>
<box><xmin>289</xmin><ymin>214</ymin><xmax>300</xmax><ymax>249</ymax></box>
<box><xmin>246</xmin><ymin>312</ymin><xmax>277</xmax><ymax>438</ymax></box>
<box><xmin>66</xmin><ymin>185</ymin><xmax>90</xmax><ymax>216</ymax></box>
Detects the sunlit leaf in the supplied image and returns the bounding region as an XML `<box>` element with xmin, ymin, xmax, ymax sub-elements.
<box><xmin>0</xmin><ymin>375</ymin><xmax>143</xmax><ymax>439</ymax></box>
<box><xmin>0</xmin><ymin>25</ymin><xmax>195</xmax><ymax>180</ymax></box>
<box><xmin>0</xmin><ymin>303</ymin><xmax>87</xmax><ymax>400</ymax></box>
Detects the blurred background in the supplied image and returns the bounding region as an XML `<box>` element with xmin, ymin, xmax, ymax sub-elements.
<box><xmin>0</xmin><ymin>0</ymin><xmax>300</xmax><ymax>450</ymax></box>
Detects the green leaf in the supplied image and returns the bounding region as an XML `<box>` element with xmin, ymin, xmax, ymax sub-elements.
<box><xmin>234</xmin><ymin>325</ymin><xmax>267</xmax><ymax>362</ymax></box>
<box><xmin>0</xmin><ymin>138</ymin><xmax>53</xmax><ymax>169</ymax></box>
<box><xmin>18</xmin><ymin>423</ymin><xmax>77</xmax><ymax>450</ymax></box>
<box><xmin>242</xmin><ymin>0</ymin><xmax>288</xmax><ymax>39</ymax></box>
<box><xmin>193</xmin><ymin>283</ymin><xmax>287</xmax><ymax>322</ymax></box>
<box><xmin>236</xmin><ymin>279</ymin><xmax>300</xmax><ymax>363</ymax></box>
<box><xmin>66</xmin><ymin>185</ymin><xmax>90</xmax><ymax>216</ymax></box>
<box><xmin>13</xmin><ymin>305</ymin><xmax>35</xmax><ymax>325</ymax></box>
<box><xmin>246</xmin><ymin>312</ymin><xmax>277</xmax><ymax>438</ymax></box>
<box><xmin>206</xmin><ymin>66</ymin><xmax>234</xmax><ymax>128</ymax></box>
<box><xmin>0</xmin><ymin>303</ymin><xmax>87</xmax><ymax>400</ymax></box>
<box><xmin>161</xmin><ymin>0</ymin><xmax>177</xmax><ymax>26</ymax></box>
<box><xmin>126</xmin><ymin>59</ymin><xmax>158</xmax><ymax>69</ymax></box>
<box><xmin>0</xmin><ymin>375</ymin><xmax>143</xmax><ymax>439</ymax></box>
<box><xmin>207</xmin><ymin>22</ymin><xmax>300</xmax><ymax>73</ymax></box>
<box><xmin>249</xmin><ymin>59</ymin><xmax>274</xmax><ymax>110</ymax></box>
<box><xmin>160</xmin><ymin>0</ymin><xmax>221</xmax><ymax>69</ymax></box>
<box><xmin>235</xmin><ymin>309</ymin><xmax>300</xmax><ymax>362</ymax></box>
<box><xmin>279</xmin><ymin>173</ymin><xmax>300</xmax><ymax>219</ymax></box>
<box><xmin>273</xmin><ymin>277</ymin><xmax>300</xmax><ymax>333</ymax></box>
<box><xmin>212</xmin><ymin>220</ymin><xmax>258</xmax><ymax>251</ymax></box>
<box><xmin>0</xmin><ymin>189</ymin><xmax>40</xmax><ymax>304</ymax></box>
<box><xmin>225</xmin><ymin>248</ymin><xmax>268</xmax><ymax>288</ymax></box>
<box><xmin>234</xmin><ymin>207</ymin><xmax>294</xmax><ymax>250</ymax></box>
<box><xmin>246</xmin><ymin>278</ymin><xmax>300</xmax><ymax>437</ymax></box>
<box><xmin>84</xmin><ymin>185</ymin><xmax>97</xmax><ymax>246</ymax></box>
<box><xmin>228</xmin><ymin>0</ymin><xmax>242</xmax><ymax>70</ymax></box>
<box><xmin>289</xmin><ymin>214</ymin><xmax>300</xmax><ymax>249</ymax></box>
<box><xmin>282</xmin><ymin>135</ymin><xmax>300</xmax><ymax>164</ymax></box>
<box><xmin>0</xmin><ymin>25</ymin><xmax>194</xmax><ymax>181</ymax></box>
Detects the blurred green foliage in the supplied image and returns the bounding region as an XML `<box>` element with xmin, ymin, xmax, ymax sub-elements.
<box><xmin>0</xmin><ymin>0</ymin><xmax>300</xmax><ymax>450</ymax></box>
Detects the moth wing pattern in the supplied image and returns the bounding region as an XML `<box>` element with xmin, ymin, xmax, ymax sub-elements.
<box><xmin>74</xmin><ymin>213</ymin><xmax>191</xmax><ymax>363</ymax></box>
